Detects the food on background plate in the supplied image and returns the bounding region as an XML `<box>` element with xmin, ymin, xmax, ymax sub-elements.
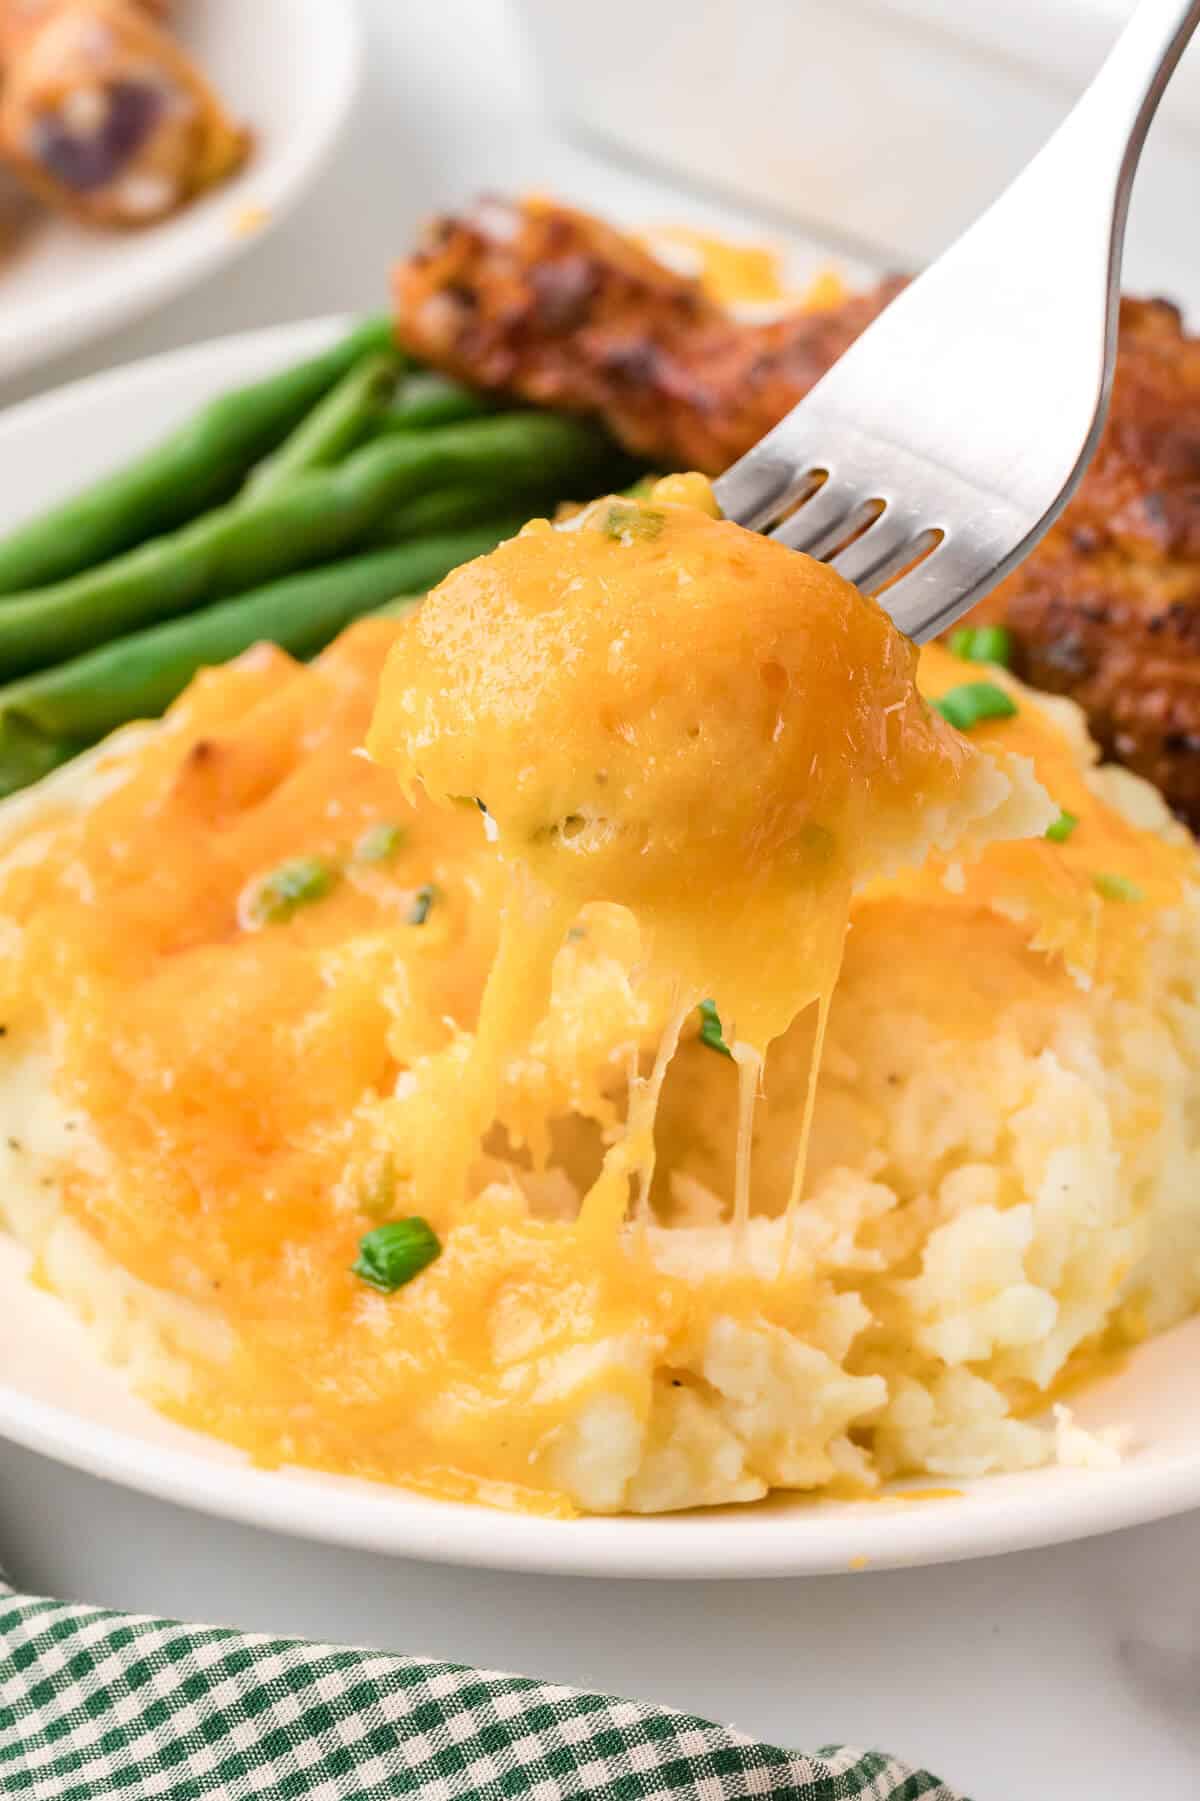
<box><xmin>0</xmin><ymin>161</ymin><xmax>38</xmax><ymax>257</ymax></box>
<box><xmin>0</xmin><ymin>0</ymin><xmax>247</xmax><ymax>227</ymax></box>
<box><xmin>4</xmin><ymin>476</ymin><xmax>1199</xmax><ymax>1516</ymax></box>
<box><xmin>395</xmin><ymin>196</ymin><xmax>1200</xmax><ymax>829</ymax></box>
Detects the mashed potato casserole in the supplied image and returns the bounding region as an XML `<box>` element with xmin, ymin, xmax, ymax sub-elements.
<box><xmin>1</xmin><ymin>481</ymin><xmax>1198</xmax><ymax>1516</ymax></box>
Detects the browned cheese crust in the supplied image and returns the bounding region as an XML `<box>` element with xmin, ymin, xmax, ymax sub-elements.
<box><xmin>395</xmin><ymin>198</ymin><xmax>1200</xmax><ymax>826</ymax></box>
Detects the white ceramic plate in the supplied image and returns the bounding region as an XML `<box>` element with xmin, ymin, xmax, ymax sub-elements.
<box><xmin>0</xmin><ymin>0</ymin><xmax>360</xmax><ymax>380</ymax></box>
<box><xmin>1</xmin><ymin>320</ymin><xmax>1199</xmax><ymax>1579</ymax></box>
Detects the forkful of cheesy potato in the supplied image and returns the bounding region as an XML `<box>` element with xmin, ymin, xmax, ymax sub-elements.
<box><xmin>367</xmin><ymin>476</ymin><xmax>1053</xmax><ymax>1249</ymax></box>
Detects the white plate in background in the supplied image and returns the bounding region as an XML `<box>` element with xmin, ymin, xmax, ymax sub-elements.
<box><xmin>0</xmin><ymin>319</ymin><xmax>1199</xmax><ymax>1579</ymax></box>
<box><xmin>514</xmin><ymin>0</ymin><xmax>1200</xmax><ymax>310</ymax></box>
<box><xmin>0</xmin><ymin>0</ymin><xmax>360</xmax><ymax>381</ymax></box>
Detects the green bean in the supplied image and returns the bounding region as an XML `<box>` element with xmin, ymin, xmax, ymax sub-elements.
<box><xmin>370</xmin><ymin>483</ymin><xmax>568</xmax><ymax>542</ymax></box>
<box><xmin>0</xmin><ymin>522</ymin><xmax>522</xmax><ymax>799</ymax></box>
<box><xmin>0</xmin><ymin>317</ymin><xmax>396</xmax><ymax>595</ymax></box>
<box><xmin>0</xmin><ymin>412</ymin><xmax>623</xmax><ymax>681</ymax></box>
<box><xmin>242</xmin><ymin>350</ymin><xmax>405</xmax><ymax>501</ymax></box>
<box><xmin>379</xmin><ymin>372</ymin><xmax>493</xmax><ymax>432</ymax></box>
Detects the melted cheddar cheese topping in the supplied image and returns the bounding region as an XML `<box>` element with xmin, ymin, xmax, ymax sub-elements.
<box><xmin>1</xmin><ymin>480</ymin><xmax>1188</xmax><ymax>1511</ymax></box>
<box><xmin>367</xmin><ymin>480</ymin><xmax>1043</xmax><ymax>1248</ymax></box>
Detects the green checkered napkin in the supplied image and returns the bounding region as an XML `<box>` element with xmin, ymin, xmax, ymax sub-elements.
<box><xmin>0</xmin><ymin>1576</ymin><xmax>965</xmax><ymax>1798</ymax></box>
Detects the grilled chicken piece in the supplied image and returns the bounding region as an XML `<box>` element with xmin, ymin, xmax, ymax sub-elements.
<box><xmin>395</xmin><ymin>198</ymin><xmax>1200</xmax><ymax>826</ymax></box>
<box><xmin>971</xmin><ymin>297</ymin><xmax>1200</xmax><ymax>822</ymax></box>
<box><xmin>0</xmin><ymin>0</ymin><xmax>247</xmax><ymax>227</ymax></box>
<box><xmin>394</xmin><ymin>195</ymin><xmax>904</xmax><ymax>476</ymax></box>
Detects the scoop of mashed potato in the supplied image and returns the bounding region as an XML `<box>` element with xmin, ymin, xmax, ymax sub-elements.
<box><xmin>370</xmin><ymin>480</ymin><xmax>1042</xmax><ymax>895</ymax></box>
<box><xmin>369</xmin><ymin>478</ymin><xmax>1050</xmax><ymax>1060</ymax></box>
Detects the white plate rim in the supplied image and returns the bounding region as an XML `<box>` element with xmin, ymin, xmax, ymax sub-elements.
<box><xmin>0</xmin><ymin>316</ymin><xmax>1198</xmax><ymax>1580</ymax></box>
<box><xmin>0</xmin><ymin>0</ymin><xmax>362</xmax><ymax>379</ymax></box>
<box><xmin>4</xmin><ymin>1345</ymin><xmax>1200</xmax><ymax>1581</ymax></box>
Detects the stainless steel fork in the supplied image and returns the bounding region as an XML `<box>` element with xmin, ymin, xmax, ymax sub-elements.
<box><xmin>713</xmin><ymin>0</ymin><xmax>1200</xmax><ymax>642</ymax></box>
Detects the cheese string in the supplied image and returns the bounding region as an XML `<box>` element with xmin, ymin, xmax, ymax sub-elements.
<box><xmin>404</xmin><ymin>871</ymin><xmax>572</xmax><ymax>1222</ymax></box>
<box><xmin>580</xmin><ymin>990</ymin><xmax>695</xmax><ymax>1243</ymax></box>
<box><xmin>778</xmin><ymin>986</ymin><xmax>836</xmax><ymax>1280</ymax></box>
<box><xmin>632</xmin><ymin>989</ymin><xmax>693</xmax><ymax>1224</ymax></box>
<box><xmin>730</xmin><ymin>1042</ymin><xmax>763</xmax><ymax>1265</ymax></box>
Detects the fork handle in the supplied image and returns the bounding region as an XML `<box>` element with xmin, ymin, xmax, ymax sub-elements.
<box><xmin>985</xmin><ymin>0</ymin><xmax>1200</xmax><ymax>303</ymax></box>
<box><xmin>1076</xmin><ymin>0</ymin><xmax>1200</xmax><ymax>141</ymax></box>
<box><xmin>877</xmin><ymin>0</ymin><xmax>1200</xmax><ymax>638</ymax></box>
<box><xmin>1043</xmin><ymin>0</ymin><xmax>1200</xmax><ymax>198</ymax></box>
<box><xmin>713</xmin><ymin>0</ymin><xmax>1200</xmax><ymax>644</ymax></box>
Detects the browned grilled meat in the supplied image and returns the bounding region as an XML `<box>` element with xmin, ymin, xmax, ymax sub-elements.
<box><xmin>393</xmin><ymin>195</ymin><xmax>904</xmax><ymax>476</ymax></box>
<box><xmin>971</xmin><ymin>297</ymin><xmax>1200</xmax><ymax>822</ymax></box>
<box><xmin>395</xmin><ymin>198</ymin><xmax>1200</xmax><ymax>826</ymax></box>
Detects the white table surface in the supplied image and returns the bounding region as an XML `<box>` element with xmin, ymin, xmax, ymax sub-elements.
<box><xmin>1</xmin><ymin>4</ymin><xmax>1198</xmax><ymax>1797</ymax></box>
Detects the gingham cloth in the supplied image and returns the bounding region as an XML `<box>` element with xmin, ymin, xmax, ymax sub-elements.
<box><xmin>0</xmin><ymin>1576</ymin><xmax>965</xmax><ymax>1799</ymax></box>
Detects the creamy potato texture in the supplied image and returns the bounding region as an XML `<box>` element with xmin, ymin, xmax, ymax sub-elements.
<box><xmin>3</xmin><ymin>480</ymin><xmax>1196</xmax><ymax>1514</ymax></box>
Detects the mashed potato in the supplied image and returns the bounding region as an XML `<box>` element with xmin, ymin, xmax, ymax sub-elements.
<box><xmin>3</xmin><ymin>744</ymin><xmax>1198</xmax><ymax>1512</ymax></box>
<box><xmin>1</xmin><ymin>502</ymin><xmax>1198</xmax><ymax>1514</ymax></box>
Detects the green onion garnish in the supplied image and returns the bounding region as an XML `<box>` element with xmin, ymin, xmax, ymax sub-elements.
<box><xmin>602</xmin><ymin>502</ymin><xmax>665</xmax><ymax>543</ymax></box>
<box><xmin>1093</xmin><ymin>871</ymin><xmax>1144</xmax><ymax>904</ymax></box>
<box><xmin>1045</xmin><ymin>810</ymin><xmax>1079</xmax><ymax>844</ymax></box>
<box><xmin>355</xmin><ymin>822</ymin><xmax>408</xmax><ymax>863</ymax></box>
<box><xmin>948</xmin><ymin>624</ymin><xmax>1013</xmax><ymax>668</ymax></box>
<box><xmin>933</xmin><ymin>681</ymin><xmax>1018</xmax><ymax>732</ymax></box>
<box><xmin>697</xmin><ymin>998</ymin><xmax>733</xmax><ymax>1059</ymax></box>
<box><xmin>243</xmin><ymin>855</ymin><xmax>336</xmax><ymax>926</ymax></box>
<box><xmin>351</xmin><ymin>1218</ymin><xmax>441</xmax><ymax>1294</ymax></box>
<box><xmin>408</xmin><ymin>882</ymin><xmax>439</xmax><ymax>925</ymax></box>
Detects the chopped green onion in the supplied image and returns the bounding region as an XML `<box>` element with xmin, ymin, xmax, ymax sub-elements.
<box><xmin>933</xmin><ymin>681</ymin><xmax>1018</xmax><ymax>732</ymax></box>
<box><xmin>697</xmin><ymin>998</ymin><xmax>733</xmax><ymax>1059</ymax></box>
<box><xmin>1045</xmin><ymin>810</ymin><xmax>1079</xmax><ymax>844</ymax></box>
<box><xmin>601</xmin><ymin>502</ymin><xmax>664</xmax><ymax>543</ymax></box>
<box><xmin>948</xmin><ymin>624</ymin><xmax>1013</xmax><ymax>668</ymax></box>
<box><xmin>351</xmin><ymin>1217</ymin><xmax>441</xmax><ymax>1294</ymax></box>
<box><xmin>242</xmin><ymin>855</ymin><xmax>336</xmax><ymax>927</ymax></box>
<box><xmin>1093</xmin><ymin>871</ymin><xmax>1144</xmax><ymax>904</ymax></box>
<box><xmin>408</xmin><ymin>882</ymin><xmax>439</xmax><ymax>925</ymax></box>
<box><xmin>355</xmin><ymin>822</ymin><xmax>408</xmax><ymax>863</ymax></box>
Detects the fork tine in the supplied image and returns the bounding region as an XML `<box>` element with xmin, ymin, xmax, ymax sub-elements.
<box><xmin>713</xmin><ymin>454</ymin><xmax>821</xmax><ymax>534</ymax></box>
<box><xmin>867</xmin><ymin>534</ymin><xmax>997</xmax><ymax>643</ymax></box>
<box><xmin>828</xmin><ymin>510</ymin><xmax>929</xmax><ymax>588</ymax></box>
<box><xmin>765</xmin><ymin>478</ymin><xmax>864</xmax><ymax>555</ymax></box>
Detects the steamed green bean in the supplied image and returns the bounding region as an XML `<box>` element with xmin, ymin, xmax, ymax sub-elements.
<box><xmin>0</xmin><ymin>316</ymin><xmax>396</xmax><ymax>594</ymax></box>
